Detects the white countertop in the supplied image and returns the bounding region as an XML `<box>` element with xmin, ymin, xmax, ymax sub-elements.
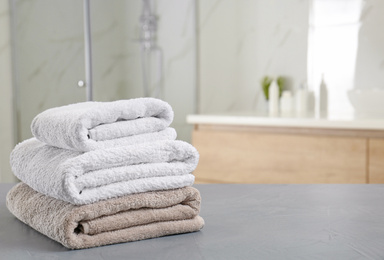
<box><xmin>187</xmin><ymin>112</ymin><xmax>384</xmax><ymax>130</ymax></box>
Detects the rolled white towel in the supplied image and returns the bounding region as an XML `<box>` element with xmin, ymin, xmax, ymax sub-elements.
<box><xmin>10</xmin><ymin>138</ymin><xmax>199</xmax><ymax>205</ymax></box>
<box><xmin>31</xmin><ymin>97</ymin><xmax>175</xmax><ymax>151</ymax></box>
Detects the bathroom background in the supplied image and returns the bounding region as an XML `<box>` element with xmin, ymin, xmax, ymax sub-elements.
<box><xmin>1</xmin><ymin>0</ymin><xmax>384</xmax><ymax>182</ymax></box>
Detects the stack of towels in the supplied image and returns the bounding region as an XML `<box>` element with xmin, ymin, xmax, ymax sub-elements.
<box><xmin>6</xmin><ymin>98</ymin><xmax>204</xmax><ymax>249</ymax></box>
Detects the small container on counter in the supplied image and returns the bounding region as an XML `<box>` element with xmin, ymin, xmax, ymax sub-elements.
<box><xmin>268</xmin><ymin>80</ymin><xmax>279</xmax><ymax>116</ymax></box>
<box><xmin>280</xmin><ymin>90</ymin><xmax>293</xmax><ymax>115</ymax></box>
<box><xmin>319</xmin><ymin>74</ymin><xmax>328</xmax><ymax>116</ymax></box>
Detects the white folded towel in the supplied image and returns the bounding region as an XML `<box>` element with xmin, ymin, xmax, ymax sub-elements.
<box><xmin>10</xmin><ymin>138</ymin><xmax>199</xmax><ymax>205</ymax></box>
<box><xmin>31</xmin><ymin>98</ymin><xmax>175</xmax><ymax>151</ymax></box>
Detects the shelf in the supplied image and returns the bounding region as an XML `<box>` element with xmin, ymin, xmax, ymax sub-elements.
<box><xmin>187</xmin><ymin>113</ymin><xmax>384</xmax><ymax>131</ymax></box>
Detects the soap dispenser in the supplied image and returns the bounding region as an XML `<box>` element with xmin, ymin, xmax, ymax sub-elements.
<box><xmin>319</xmin><ymin>74</ymin><xmax>328</xmax><ymax>116</ymax></box>
<box><xmin>268</xmin><ymin>80</ymin><xmax>279</xmax><ymax>116</ymax></box>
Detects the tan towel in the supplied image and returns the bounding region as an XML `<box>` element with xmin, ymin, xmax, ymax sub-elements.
<box><xmin>6</xmin><ymin>183</ymin><xmax>204</xmax><ymax>249</ymax></box>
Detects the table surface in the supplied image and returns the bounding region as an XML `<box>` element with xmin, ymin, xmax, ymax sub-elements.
<box><xmin>1</xmin><ymin>183</ymin><xmax>384</xmax><ymax>259</ymax></box>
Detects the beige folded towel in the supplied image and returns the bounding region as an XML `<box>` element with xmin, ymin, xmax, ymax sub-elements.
<box><xmin>6</xmin><ymin>183</ymin><xmax>204</xmax><ymax>249</ymax></box>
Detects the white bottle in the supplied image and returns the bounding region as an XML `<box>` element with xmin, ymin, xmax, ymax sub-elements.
<box><xmin>280</xmin><ymin>90</ymin><xmax>293</xmax><ymax>115</ymax></box>
<box><xmin>307</xmin><ymin>90</ymin><xmax>315</xmax><ymax>113</ymax></box>
<box><xmin>319</xmin><ymin>74</ymin><xmax>328</xmax><ymax>116</ymax></box>
<box><xmin>296</xmin><ymin>82</ymin><xmax>308</xmax><ymax>115</ymax></box>
<box><xmin>268</xmin><ymin>80</ymin><xmax>279</xmax><ymax>115</ymax></box>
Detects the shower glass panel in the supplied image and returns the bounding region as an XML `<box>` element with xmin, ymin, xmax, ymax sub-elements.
<box><xmin>11</xmin><ymin>0</ymin><xmax>197</xmax><ymax>143</ymax></box>
<box><xmin>11</xmin><ymin>0</ymin><xmax>85</xmax><ymax>141</ymax></box>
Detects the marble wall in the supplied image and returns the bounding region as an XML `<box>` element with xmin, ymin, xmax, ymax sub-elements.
<box><xmin>0</xmin><ymin>0</ymin><xmax>16</xmax><ymax>182</ymax></box>
<box><xmin>11</xmin><ymin>0</ymin><xmax>196</xmax><ymax>142</ymax></box>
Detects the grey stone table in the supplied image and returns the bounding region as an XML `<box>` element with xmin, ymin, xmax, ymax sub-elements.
<box><xmin>1</xmin><ymin>183</ymin><xmax>384</xmax><ymax>259</ymax></box>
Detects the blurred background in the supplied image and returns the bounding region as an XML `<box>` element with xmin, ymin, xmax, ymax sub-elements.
<box><xmin>1</xmin><ymin>0</ymin><xmax>384</xmax><ymax>183</ymax></box>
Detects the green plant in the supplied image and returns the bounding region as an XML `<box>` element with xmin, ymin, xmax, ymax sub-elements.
<box><xmin>276</xmin><ymin>76</ymin><xmax>284</xmax><ymax>97</ymax></box>
<box><xmin>261</xmin><ymin>76</ymin><xmax>273</xmax><ymax>101</ymax></box>
<box><xmin>261</xmin><ymin>76</ymin><xmax>284</xmax><ymax>100</ymax></box>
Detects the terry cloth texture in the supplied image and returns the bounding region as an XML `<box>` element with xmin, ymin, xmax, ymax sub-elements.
<box><xmin>10</xmin><ymin>138</ymin><xmax>199</xmax><ymax>205</ymax></box>
<box><xmin>6</xmin><ymin>183</ymin><xmax>205</xmax><ymax>249</ymax></box>
<box><xmin>31</xmin><ymin>98</ymin><xmax>175</xmax><ymax>151</ymax></box>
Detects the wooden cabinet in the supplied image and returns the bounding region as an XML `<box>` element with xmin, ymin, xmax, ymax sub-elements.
<box><xmin>369</xmin><ymin>139</ymin><xmax>384</xmax><ymax>183</ymax></box>
<box><xmin>192</xmin><ymin>124</ymin><xmax>384</xmax><ymax>184</ymax></box>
